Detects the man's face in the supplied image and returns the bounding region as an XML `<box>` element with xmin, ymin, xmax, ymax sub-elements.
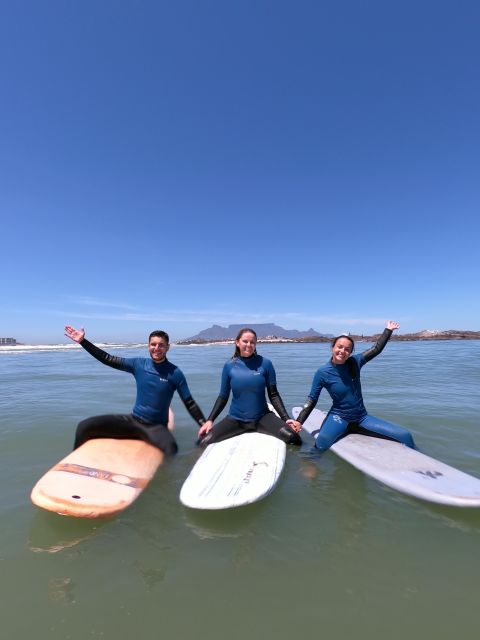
<box><xmin>148</xmin><ymin>336</ymin><xmax>169</xmax><ymax>363</ymax></box>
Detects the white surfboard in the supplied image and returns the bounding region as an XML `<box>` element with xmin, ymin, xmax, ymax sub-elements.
<box><xmin>293</xmin><ymin>407</ymin><xmax>480</xmax><ymax>507</ymax></box>
<box><xmin>180</xmin><ymin>432</ymin><xmax>286</xmax><ymax>510</ymax></box>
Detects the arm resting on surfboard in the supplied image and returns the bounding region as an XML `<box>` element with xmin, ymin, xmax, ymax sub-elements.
<box><xmin>267</xmin><ymin>385</ymin><xmax>290</xmax><ymax>422</ymax></box>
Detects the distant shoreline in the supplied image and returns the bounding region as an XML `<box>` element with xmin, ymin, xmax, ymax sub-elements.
<box><xmin>1</xmin><ymin>330</ymin><xmax>479</xmax><ymax>352</ymax></box>
<box><xmin>177</xmin><ymin>330</ymin><xmax>480</xmax><ymax>345</ymax></box>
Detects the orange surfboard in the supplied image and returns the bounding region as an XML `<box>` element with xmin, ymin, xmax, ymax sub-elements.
<box><xmin>31</xmin><ymin>410</ymin><xmax>173</xmax><ymax>518</ymax></box>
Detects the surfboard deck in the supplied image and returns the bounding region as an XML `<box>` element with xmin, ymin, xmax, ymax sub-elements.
<box><xmin>31</xmin><ymin>439</ymin><xmax>164</xmax><ymax>518</ymax></box>
<box><xmin>31</xmin><ymin>408</ymin><xmax>174</xmax><ymax>518</ymax></box>
<box><xmin>293</xmin><ymin>406</ymin><xmax>480</xmax><ymax>507</ymax></box>
<box><xmin>180</xmin><ymin>432</ymin><xmax>286</xmax><ymax>510</ymax></box>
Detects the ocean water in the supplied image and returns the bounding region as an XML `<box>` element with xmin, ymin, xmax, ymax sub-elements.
<box><xmin>1</xmin><ymin>340</ymin><xmax>480</xmax><ymax>640</ymax></box>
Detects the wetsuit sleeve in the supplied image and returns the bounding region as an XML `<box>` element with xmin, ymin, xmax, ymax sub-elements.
<box><xmin>361</xmin><ymin>328</ymin><xmax>393</xmax><ymax>365</ymax></box>
<box><xmin>181</xmin><ymin>396</ymin><xmax>207</xmax><ymax>426</ymax></box>
<box><xmin>205</xmin><ymin>361</ymin><xmax>231</xmax><ymax>421</ymax></box>
<box><xmin>296</xmin><ymin>368</ymin><xmax>324</xmax><ymax>424</ymax></box>
<box><xmin>218</xmin><ymin>362</ymin><xmax>232</xmax><ymax>398</ymax></box>
<box><xmin>295</xmin><ymin>398</ymin><xmax>317</xmax><ymax>425</ymax></box>
<box><xmin>263</xmin><ymin>358</ymin><xmax>276</xmax><ymax>383</ymax></box>
<box><xmin>171</xmin><ymin>368</ymin><xmax>207</xmax><ymax>426</ymax></box>
<box><xmin>267</xmin><ymin>385</ymin><xmax>290</xmax><ymax>421</ymax></box>
<box><xmin>80</xmin><ymin>339</ymin><xmax>129</xmax><ymax>371</ymax></box>
<box><xmin>207</xmin><ymin>395</ymin><xmax>229</xmax><ymax>422</ymax></box>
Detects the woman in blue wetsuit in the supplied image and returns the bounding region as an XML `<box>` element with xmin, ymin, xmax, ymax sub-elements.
<box><xmin>293</xmin><ymin>321</ymin><xmax>416</xmax><ymax>451</ymax></box>
<box><xmin>197</xmin><ymin>328</ymin><xmax>302</xmax><ymax>446</ymax></box>
<box><xmin>65</xmin><ymin>325</ymin><xmax>207</xmax><ymax>455</ymax></box>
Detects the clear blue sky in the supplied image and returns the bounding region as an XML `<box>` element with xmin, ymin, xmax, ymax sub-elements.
<box><xmin>1</xmin><ymin>0</ymin><xmax>479</xmax><ymax>343</ymax></box>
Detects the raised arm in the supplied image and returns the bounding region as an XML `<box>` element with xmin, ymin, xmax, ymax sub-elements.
<box><xmin>362</xmin><ymin>320</ymin><xmax>399</xmax><ymax>364</ymax></box>
<box><xmin>386</xmin><ymin>320</ymin><xmax>400</xmax><ymax>331</ymax></box>
<box><xmin>64</xmin><ymin>325</ymin><xmax>125</xmax><ymax>370</ymax></box>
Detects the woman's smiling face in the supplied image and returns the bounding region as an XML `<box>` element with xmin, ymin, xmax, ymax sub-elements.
<box><xmin>235</xmin><ymin>331</ymin><xmax>257</xmax><ymax>358</ymax></box>
<box><xmin>331</xmin><ymin>337</ymin><xmax>353</xmax><ymax>365</ymax></box>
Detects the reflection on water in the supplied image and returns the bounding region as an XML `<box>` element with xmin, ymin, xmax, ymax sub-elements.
<box><xmin>183</xmin><ymin>500</ymin><xmax>267</xmax><ymax>540</ymax></box>
<box><xmin>420</xmin><ymin>500</ymin><xmax>480</xmax><ymax>535</ymax></box>
<box><xmin>133</xmin><ymin>560</ymin><xmax>167</xmax><ymax>591</ymax></box>
<box><xmin>48</xmin><ymin>577</ymin><xmax>75</xmax><ymax>604</ymax></box>
<box><xmin>28</xmin><ymin>511</ymin><xmax>109</xmax><ymax>554</ymax></box>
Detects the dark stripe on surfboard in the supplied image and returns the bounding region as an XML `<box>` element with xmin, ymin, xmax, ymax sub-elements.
<box><xmin>53</xmin><ymin>463</ymin><xmax>149</xmax><ymax>489</ymax></box>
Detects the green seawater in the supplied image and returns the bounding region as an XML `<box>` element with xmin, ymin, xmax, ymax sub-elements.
<box><xmin>1</xmin><ymin>341</ymin><xmax>480</xmax><ymax>640</ymax></box>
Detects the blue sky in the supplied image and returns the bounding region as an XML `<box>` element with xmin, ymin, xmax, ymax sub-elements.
<box><xmin>1</xmin><ymin>0</ymin><xmax>479</xmax><ymax>343</ymax></box>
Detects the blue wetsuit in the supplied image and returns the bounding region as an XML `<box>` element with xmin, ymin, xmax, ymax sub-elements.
<box><xmin>200</xmin><ymin>354</ymin><xmax>301</xmax><ymax>446</ymax></box>
<box><xmin>74</xmin><ymin>339</ymin><xmax>206</xmax><ymax>454</ymax></box>
<box><xmin>297</xmin><ymin>329</ymin><xmax>415</xmax><ymax>451</ymax></box>
<box><xmin>221</xmin><ymin>355</ymin><xmax>277</xmax><ymax>421</ymax></box>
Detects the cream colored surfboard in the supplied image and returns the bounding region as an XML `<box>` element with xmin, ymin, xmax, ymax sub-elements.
<box><xmin>31</xmin><ymin>409</ymin><xmax>174</xmax><ymax>518</ymax></box>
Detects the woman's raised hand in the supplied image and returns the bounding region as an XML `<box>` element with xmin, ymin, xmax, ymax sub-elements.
<box><xmin>386</xmin><ymin>320</ymin><xmax>400</xmax><ymax>331</ymax></box>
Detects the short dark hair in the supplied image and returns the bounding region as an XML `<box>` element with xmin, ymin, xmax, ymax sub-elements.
<box><xmin>331</xmin><ymin>334</ymin><xmax>354</xmax><ymax>352</ymax></box>
<box><xmin>149</xmin><ymin>330</ymin><xmax>169</xmax><ymax>343</ymax></box>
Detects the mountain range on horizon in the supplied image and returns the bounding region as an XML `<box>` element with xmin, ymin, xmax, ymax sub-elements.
<box><xmin>180</xmin><ymin>323</ymin><xmax>332</xmax><ymax>342</ymax></box>
<box><xmin>177</xmin><ymin>325</ymin><xmax>480</xmax><ymax>344</ymax></box>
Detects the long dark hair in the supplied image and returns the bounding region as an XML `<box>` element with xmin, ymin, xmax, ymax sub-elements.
<box><xmin>331</xmin><ymin>334</ymin><xmax>356</xmax><ymax>378</ymax></box>
<box><xmin>331</xmin><ymin>334</ymin><xmax>355</xmax><ymax>352</ymax></box>
<box><xmin>233</xmin><ymin>327</ymin><xmax>258</xmax><ymax>358</ymax></box>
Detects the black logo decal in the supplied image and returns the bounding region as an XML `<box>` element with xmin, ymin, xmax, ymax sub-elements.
<box><xmin>242</xmin><ymin>461</ymin><xmax>269</xmax><ymax>484</ymax></box>
<box><xmin>415</xmin><ymin>470</ymin><xmax>443</xmax><ymax>479</ymax></box>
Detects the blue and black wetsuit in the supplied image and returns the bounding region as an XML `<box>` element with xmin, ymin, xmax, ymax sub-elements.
<box><xmin>74</xmin><ymin>339</ymin><xmax>206</xmax><ymax>455</ymax></box>
<box><xmin>200</xmin><ymin>354</ymin><xmax>301</xmax><ymax>446</ymax></box>
<box><xmin>296</xmin><ymin>329</ymin><xmax>416</xmax><ymax>451</ymax></box>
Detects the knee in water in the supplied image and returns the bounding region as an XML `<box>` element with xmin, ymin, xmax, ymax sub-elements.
<box><xmin>314</xmin><ymin>436</ymin><xmax>329</xmax><ymax>452</ymax></box>
<box><xmin>279</xmin><ymin>426</ymin><xmax>302</xmax><ymax>446</ymax></box>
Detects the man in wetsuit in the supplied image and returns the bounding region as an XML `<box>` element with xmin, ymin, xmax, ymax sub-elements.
<box><xmin>65</xmin><ymin>325</ymin><xmax>206</xmax><ymax>455</ymax></box>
